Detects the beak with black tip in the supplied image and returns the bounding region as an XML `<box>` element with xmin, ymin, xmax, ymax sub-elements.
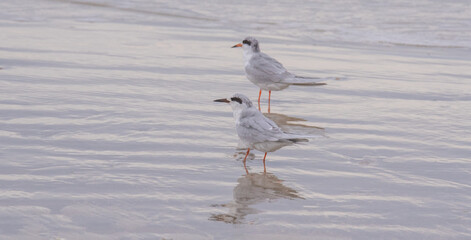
<box><xmin>231</xmin><ymin>43</ymin><xmax>242</xmax><ymax>48</ymax></box>
<box><xmin>214</xmin><ymin>98</ymin><xmax>230</xmax><ymax>103</ymax></box>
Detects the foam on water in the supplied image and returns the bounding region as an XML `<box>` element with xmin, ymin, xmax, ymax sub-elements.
<box><xmin>47</xmin><ymin>0</ymin><xmax>471</xmax><ymax>48</ymax></box>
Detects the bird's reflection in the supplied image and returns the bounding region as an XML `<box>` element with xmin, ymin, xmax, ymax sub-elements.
<box><xmin>209</xmin><ymin>113</ymin><xmax>317</xmax><ymax>223</ymax></box>
<box><xmin>263</xmin><ymin>112</ymin><xmax>325</xmax><ymax>135</ymax></box>
<box><xmin>209</xmin><ymin>172</ymin><xmax>304</xmax><ymax>224</ymax></box>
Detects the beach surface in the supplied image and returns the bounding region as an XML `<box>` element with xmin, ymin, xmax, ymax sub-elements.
<box><xmin>1</xmin><ymin>0</ymin><xmax>470</xmax><ymax>239</ymax></box>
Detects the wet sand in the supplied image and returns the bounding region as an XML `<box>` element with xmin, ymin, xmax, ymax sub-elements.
<box><xmin>1</xmin><ymin>0</ymin><xmax>470</xmax><ymax>239</ymax></box>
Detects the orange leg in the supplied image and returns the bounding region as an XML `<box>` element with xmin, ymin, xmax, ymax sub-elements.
<box><xmin>263</xmin><ymin>152</ymin><xmax>267</xmax><ymax>173</ymax></box>
<box><xmin>268</xmin><ymin>90</ymin><xmax>271</xmax><ymax>113</ymax></box>
<box><xmin>243</xmin><ymin>148</ymin><xmax>250</xmax><ymax>174</ymax></box>
<box><xmin>258</xmin><ymin>89</ymin><xmax>262</xmax><ymax>111</ymax></box>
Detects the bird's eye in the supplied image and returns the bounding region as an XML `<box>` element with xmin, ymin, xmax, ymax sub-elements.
<box><xmin>242</xmin><ymin>40</ymin><xmax>251</xmax><ymax>46</ymax></box>
<box><xmin>230</xmin><ymin>97</ymin><xmax>242</xmax><ymax>104</ymax></box>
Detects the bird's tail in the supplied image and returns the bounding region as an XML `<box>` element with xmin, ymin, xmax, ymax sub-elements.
<box><xmin>287</xmin><ymin>138</ymin><xmax>309</xmax><ymax>143</ymax></box>
<box><xmin>286</xmin><ymin>75</ymin><xmax>338</xmax><ymax>86</ymax></box>
<box><xmin>284</xmin><ymin>132</ymin><xmax>322</xmax><ymax>143</ymax></box>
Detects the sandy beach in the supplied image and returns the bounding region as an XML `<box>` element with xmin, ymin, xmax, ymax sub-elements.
<box><xmin>1</xmin><ymin>0</ymin><xmax>470</xmax><ymax>239</ymax></box>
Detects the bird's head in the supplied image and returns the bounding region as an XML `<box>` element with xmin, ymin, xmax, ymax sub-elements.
<box><xmin>214</xmin><ymin>93</ymin><xmax>254</xmax><ymax>112</ymax></box>
<box><xmin>232</xmin><ymin>36</ymin><xmax>260</xmax><ymax>53</ymax></box>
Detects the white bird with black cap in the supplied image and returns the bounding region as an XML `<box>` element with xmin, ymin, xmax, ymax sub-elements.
<box><xmin>214</xmin><ymin>93</ymin><xmax>312</xmax><ymax>173</ymax></box>
<box><xmin>232</xmin><ymin>37</ymin><xmax>329</xmax><ymax>112</ymax></box>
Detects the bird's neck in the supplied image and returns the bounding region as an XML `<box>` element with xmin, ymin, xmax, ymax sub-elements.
<box><xmin>242</xmin><ymin>48</ymin><xmax>254</xmax><ymax>67</ymax></box>
<box><xmin>232</xmin><ymin>108</ymin><xmax>244</xmax><ymax>125</ymax></box>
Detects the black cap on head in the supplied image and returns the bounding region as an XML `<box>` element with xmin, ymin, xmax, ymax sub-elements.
<box><xmin>243</xmin><ymin>37</ymin><xmax>260</xmax><ymax>52</ymax></box>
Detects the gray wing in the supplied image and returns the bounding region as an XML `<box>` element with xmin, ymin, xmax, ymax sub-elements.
<box><xmin>236</xmin><ymin>109</ymin><xmax>285</xmax><ymax>144</ymax></box>
<box><xmin>246</xmin><ymin>53</ymin><xmax>293</xmax><ymax>83</ymax></box>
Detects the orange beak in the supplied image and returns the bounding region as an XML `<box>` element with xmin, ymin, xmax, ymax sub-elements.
<box><xmin>231</xmin><ymin>43</ymin><xmax>243</xmax><ymax>48</ymax></box>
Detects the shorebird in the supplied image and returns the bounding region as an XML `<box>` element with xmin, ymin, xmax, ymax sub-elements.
<box><xmin>232</xmin><ymin>36</ymin><xmax>328</xmax><ymax>112</ymax></box>
<box><xmin>214</xmin><ymin>93</ymin><xmax>311</xmax><ymax>173</ymax></box>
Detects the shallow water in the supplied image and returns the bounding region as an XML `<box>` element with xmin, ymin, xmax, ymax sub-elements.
<box><xmin>1</xmin><ymin>0</ymin><xmax>471</xmax><ymax>239</ymax></box>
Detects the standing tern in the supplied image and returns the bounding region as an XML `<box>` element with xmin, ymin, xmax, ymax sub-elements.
<box><xmin>214</xmin><ymin>93</ymin><xmax>311</xmax><ymax>173</ymax></box>
<box><xmin>232</xmin><ymin>37</ymin><xmax>328</xmax><ymax>112</ymax></box>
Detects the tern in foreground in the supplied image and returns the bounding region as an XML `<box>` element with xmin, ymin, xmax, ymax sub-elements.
<box><xmin>214</xmin><ymin>93</ymin><xmax>312</xmax><ymax>173</ymax></box>
<box><xmin>232</xmin><ymin>37</ymin><xmax>329</xmax><ymax>113</ymax></box>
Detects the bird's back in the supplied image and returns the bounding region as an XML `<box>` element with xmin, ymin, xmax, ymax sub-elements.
<box><xmin>245</xmin><ymin>52</ymin><xmax>294</xmax><ymax>88</ymax></box>
<box><xmin>236</xmin><ymin>108</ymin><xmax>310</xmax><ymax>152</ymax></box>
<box><xmin>236</xmin><ymin>108</ymin><xmax>285</xmax><ymax>146</ymax></box>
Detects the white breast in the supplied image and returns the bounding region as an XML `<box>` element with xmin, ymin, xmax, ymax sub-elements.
<box><xmin>242</xmin><ymin>47</ymin><xmax>253</xmax><ymax>67</ymax></box>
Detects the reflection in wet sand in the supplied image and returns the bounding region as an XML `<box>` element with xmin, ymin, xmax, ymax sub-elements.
<box><xmin>209</xmin><ymin>172</ymin><xmax>303</xmax><ymax>224</ymax></box>
<box><xmin>264</xmin><ymin>112</ymin><xmax>325</xmax><ymax>135</ymax></box>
